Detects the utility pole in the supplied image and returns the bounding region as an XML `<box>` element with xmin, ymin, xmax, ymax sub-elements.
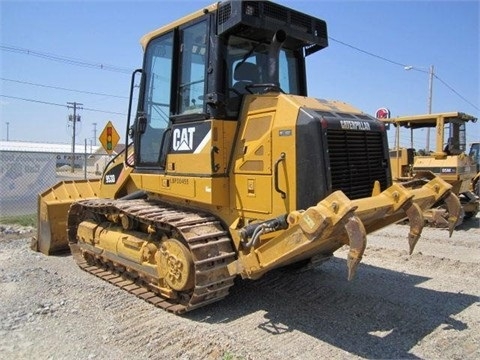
<box><xmin>404</xmin><ymin>64</ymin><xmax>435</xmax><ymax>152</ymax></box>
<box><xmin>67</xmin><ymin>102</ymin><xmax>83</xmax><ymax>173</ymax></box>
<box><xmin>6</xmin><ymin>122</ymin><xmax>9</xmax><ymax>141</ymax></box>
<box><xmin>92</xmin><ymin>122</ymin><xmax>97</xmax><ymax>146</ymax></box>
<box><xmin>427</xmin><ymin>65</ymin><xmax>434</xmax><ymax>114</ymax></box>
<box><xmin>426</xmin><ymin>65</ymin><xmax>434</xmax><ymax>152</ymax></box>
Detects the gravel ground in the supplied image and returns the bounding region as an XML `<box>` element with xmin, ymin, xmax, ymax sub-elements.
<box><xmin>0</xmin><ymin>216</ymin><xmax>479</xmax><ymax>360</ymax></box>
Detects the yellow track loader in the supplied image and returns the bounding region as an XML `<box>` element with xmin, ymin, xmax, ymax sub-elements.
<box><xmin>383</xmin><ymin>112</ymin><xmax>478</xmax><ymax>227</ymax></box>
<box><xmin>32</xmin><ymin>1</ymin><xmax>461</xmax><ymax>314</ymax></box>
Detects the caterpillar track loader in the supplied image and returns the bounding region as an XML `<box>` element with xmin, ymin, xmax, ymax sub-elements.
<box><xmin>384</xmin><ymin>112</ymin><xmax>478</xmax><ymax>227</ymax></box>
<box><xmin>32</xmin><ymin>0</ymin><xmax>461</xmax><ymax>314</ymax></box>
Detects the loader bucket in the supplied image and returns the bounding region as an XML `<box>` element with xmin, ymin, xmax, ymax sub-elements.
<box><xmin>32</xmin><ymin>179</ymin><xmax>100</xmax><ymax>255</ymax></box>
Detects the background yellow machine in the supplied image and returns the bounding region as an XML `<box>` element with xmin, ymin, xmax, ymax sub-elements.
<box><xmin>384</xmin><ymin>112</ymin><xmax>478</xmax><ymax>226</ymax></box>
<box><xmin>469</xmin><ymin>142</ymin><xmax>480</xmax><ymax>196</ymax></box>
<box><xmin>33</xmin><ymin>1</ymin><xmax>460</xmax><ymax>314</ymax></box>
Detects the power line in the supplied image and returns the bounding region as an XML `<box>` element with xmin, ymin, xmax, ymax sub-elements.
<box><xmin>0</xmin><ymin>94</ymin><xmax>126</xmax><ymax>115</ymax></box>
<box><xmin>328</xmin><ymin>36</ymin><xmax>408</xmax><ymax>68</ymax></box>
<box><xmin>0</xmin><ymin>44</ymin><xmax>133</xmax><ymax>74</ymax></box>
<box><xmin>83</xmin><ymin>106</ymin><xmax>125</xmax><ymax>116</ymax></box>
<box><xmin>0</xmin><ymin>94</ymin><xmax>65</xmax><ymax>108</ymax></box>
<box><xmin>1</xmin><ymin>77</ymin><xmax>128</xmax><ymax>99</ymax></box>
<box><xmin>328</xmin><ymin>36</ymin><xmax>479</xmax><ymax>112</ymax></box>
<box><xmin>2</xmin><ymin>37</ymin><xmax>477</xmax><ymax>112</ymax></box>
<box><xmin>433</xmin><ymin>75</ymin><xmax>479</xmax><ymax>111</ymax></box>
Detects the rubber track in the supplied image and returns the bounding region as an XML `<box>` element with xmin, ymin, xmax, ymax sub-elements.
<box><xmin>69</xmin><ymin>199</ymin><xmax>237</xmax><ymax>314</ymax></box>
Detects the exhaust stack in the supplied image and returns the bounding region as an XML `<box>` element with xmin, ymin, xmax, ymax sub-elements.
<box><xmin>268</xmin><ymin>30</ymin><xmax>287</xmax><ymax>87</ymax></box>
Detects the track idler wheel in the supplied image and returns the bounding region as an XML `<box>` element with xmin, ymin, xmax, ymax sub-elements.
<box><xmin>157</xmin><ymin>239</ymin><xmax>195</xmax><ymax>292</ymax></box>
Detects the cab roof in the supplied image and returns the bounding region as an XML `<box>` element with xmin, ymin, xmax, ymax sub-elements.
<box><xmin>140</xmin><ymin>1</ymin><xmax>328</xmax><ymax>54</ymax></box>
<box><xmin>381</xmin><ymin>112</ymin><xmax>477</xmax><ymax>128</ymax></box>
<box><xmin>140</xmin><ymin>3</ymin><xmax>218</xmax><ymax>49</ymax></box>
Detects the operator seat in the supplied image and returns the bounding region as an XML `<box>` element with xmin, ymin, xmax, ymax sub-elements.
<box><xmin>228</xmin><ymin>62</ymin><xmax>260</xmax><ymax>113</ymax></box>
<box><xmin>233</xmin><ymin>62</ymin><xmax>260</xmax><ymax>94</ymax></box>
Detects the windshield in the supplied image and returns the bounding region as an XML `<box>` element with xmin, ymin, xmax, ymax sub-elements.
<box><xmin>225</xmin><ymin>35</ymin><xmax>302</xmax><ymax>117</ymax></box>
<box><xmin>444</xmin><ymin>121</ymin><xmax>467</xmax><ymax>154</ymax></box>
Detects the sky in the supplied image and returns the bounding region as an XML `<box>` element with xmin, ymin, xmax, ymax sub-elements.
<box><xmin>1</xmin><ymin>0</ymin><xmax>479</xmax><ymax>151</ymax></box>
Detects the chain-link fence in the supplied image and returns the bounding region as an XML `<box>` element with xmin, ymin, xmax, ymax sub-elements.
<box><xmin>0</xmin><ymin>150</ymin><xmax>113</xmax><ymax>217</ymax></box>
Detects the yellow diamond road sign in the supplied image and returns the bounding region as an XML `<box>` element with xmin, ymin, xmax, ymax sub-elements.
<box><xmin>99</xmin><ymin>121</ymin><xmax>120</xmax><ymax>155</ymax></box>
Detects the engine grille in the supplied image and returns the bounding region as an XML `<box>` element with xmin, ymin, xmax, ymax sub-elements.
<box><xmin>326</xmin><ymin>129</ymin><xmax>388</xmax><ymax>200</ymax></box>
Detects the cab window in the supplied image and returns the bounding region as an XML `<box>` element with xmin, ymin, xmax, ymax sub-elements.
<box><xmin>138</xmin><ymin>32</ymin><xmax>173</xmax><ymax>165</ymax></box>
<box><xmin>225</xmin><ymin>35</ymin><xmax>302</xmax><ymax>117</ymax></box>
<box><xmin>177</xmin><ymin>21</ymin><xmax>208</xmax><ymax>115</ymax></box>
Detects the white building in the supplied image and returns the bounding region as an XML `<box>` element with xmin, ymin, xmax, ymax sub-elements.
<box><xmin>0</xmin><ymin>140</ymin><xmax>105</xmax><ymax>216</ymax></box>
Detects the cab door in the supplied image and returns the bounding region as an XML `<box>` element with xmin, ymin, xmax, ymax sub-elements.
<box><xmin>135</xmin><ymin>31</ymin><xmax>174</xmax><ymax>168</ymax></box>
<box><xmin>136</xmin><ymin>20</ymin><xmax>209</xmax><ymax>170</ymax></box>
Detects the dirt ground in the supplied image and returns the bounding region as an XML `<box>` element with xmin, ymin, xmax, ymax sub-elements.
<box><xmin>0</xmin><ymin>215</ymin><xmax>479</xmax><ymax>360</ymax></box>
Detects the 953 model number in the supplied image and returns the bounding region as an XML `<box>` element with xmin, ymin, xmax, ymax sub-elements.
<box><xmin>440</xmin><ymin>168</ymin><xmax>456</xmax><ymax>174</ymax></box>
<box><xmin>105</xmin><ymin>174</ymin><xmax>116</xmax><ymax>184</ymax></box>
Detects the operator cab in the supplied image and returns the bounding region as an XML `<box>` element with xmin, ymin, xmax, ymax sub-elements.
<box><xmin>442</xmin><ymin>120</ymin><xmax>467</xmax><ymax>155</ymax></box>
<box><xmin>224</xmin><ymin>32</ymin><xmax>304</xmax><ymax>116</ymax></box>
<box><xmin>128</xmin><ymin>0</ymin><xmax>328</xmax><ymax>169</ymax></box>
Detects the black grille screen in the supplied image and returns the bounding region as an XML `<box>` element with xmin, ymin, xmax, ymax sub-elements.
<box><xmin>327</xmin><ymin>130</ymin><xmax>388</xmax><ymax>199</ymax></box>
<box><xmin>263</xmin><ymin>2</ymin><xmax>289</xmax><ymax>25</ymax></box>
<box><xmin>218</xmin><ymin>3</ymin><xmax>232</xmax><ymax>25</ymax></box>
<box><xmin>218</xmin><ymin>0</ymin><xmax>328</xmax><ymax>52</ymax></box>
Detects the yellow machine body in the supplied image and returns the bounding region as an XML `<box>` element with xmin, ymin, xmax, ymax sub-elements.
<box><xmin>34</xmin><ymin>1</ymin><xmax>463</xmax><ymax>313</ymax></box>
<box><xmin>469</xmin><ymin>142</ymin><xmax>480</xmax><ymax>196</ymax></box>
<box><xmin>384</xmin><ymin>112</ymin><xmax>479</xmax><ymax>225</ymax></box>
